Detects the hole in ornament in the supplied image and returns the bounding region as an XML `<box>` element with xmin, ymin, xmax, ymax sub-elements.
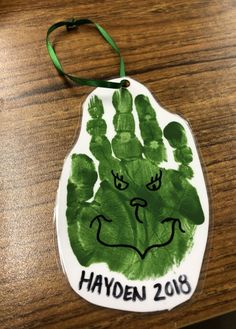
<box><xmin>121</xmin><ymin>79</ymin><xmax>130</xmax><ymax>88</ymax></box>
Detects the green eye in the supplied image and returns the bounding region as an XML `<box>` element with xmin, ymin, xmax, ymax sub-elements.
<box><xmin>111</xmin><ymin>170</ymin><xmax>129</xmax><ymax>191</ymax></box>
<box><xmin>146</xmin><ymin>170</ymin><xmax>162</xmax><ymax>191</ymax></box>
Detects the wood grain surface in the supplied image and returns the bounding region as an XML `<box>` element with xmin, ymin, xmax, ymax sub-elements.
<box><xmin>0</xmin><ymin>1</ymin><xmax>236</xmax><ymax>328</ymax></box>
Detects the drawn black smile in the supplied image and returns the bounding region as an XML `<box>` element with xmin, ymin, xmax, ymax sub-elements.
<box><xmin>90</xmin><ymin>215</ymin><xmax>185</xmax><ymax>259</ymax></box>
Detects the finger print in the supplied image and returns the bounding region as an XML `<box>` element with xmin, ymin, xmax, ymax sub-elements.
<box><xmin>135</xmin><ymin>94</ymin><xmax>166</xmax><ymax>163</ymax></box>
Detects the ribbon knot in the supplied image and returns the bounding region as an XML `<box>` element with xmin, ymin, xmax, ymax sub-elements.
<box><xmin>66</xmin><ymin>18</ymin><xmax>78</xmax><ymax>31</ymax></box>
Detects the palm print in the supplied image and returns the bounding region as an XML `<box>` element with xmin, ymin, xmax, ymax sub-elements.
<box><xmin>66</xmin><ymin>88</ymin><xmax>204</xmax><ymax>280</ymax></box>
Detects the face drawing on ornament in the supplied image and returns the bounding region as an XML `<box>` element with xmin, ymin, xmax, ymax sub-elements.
<box><xmin>66</xmin><ymin>88</ymin><xmax>205</xmax><ymax>280</ymax></box>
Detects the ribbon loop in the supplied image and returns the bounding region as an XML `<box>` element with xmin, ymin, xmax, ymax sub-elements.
<box><xmin>46</xmin><ymin>19</ymin><xmax>127</xmax><ymax>89</ymax></box>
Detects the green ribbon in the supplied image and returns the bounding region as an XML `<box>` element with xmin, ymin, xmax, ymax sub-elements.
<box><xmin>46</xmin><ymin>18</ymin><xmax>128</xmax><ymax>89</ymax></box>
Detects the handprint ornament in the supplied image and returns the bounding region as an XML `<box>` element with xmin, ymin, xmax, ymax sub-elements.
<box><xmin>46</xmin><ymin>18</ymin><xmax>209</xmax><ymax>311</ymax></box>
<box><xmin>55</xmin><ymin>78</ymin><xmax>209</xmax><ymax>311</ymax></box>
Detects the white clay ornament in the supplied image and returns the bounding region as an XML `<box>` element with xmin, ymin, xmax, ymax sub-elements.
<box><xmin>47</xmin><ymin>19</ymin><xmax>209</xmax><ymax>312</ymax></box>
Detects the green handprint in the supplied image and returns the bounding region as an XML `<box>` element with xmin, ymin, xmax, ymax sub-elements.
<box><xmin>67</xmin><ymin>88</ymin><xmax>204</xmax><ymax>280</ymax></box>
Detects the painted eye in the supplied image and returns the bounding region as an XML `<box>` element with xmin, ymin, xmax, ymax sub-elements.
<box><xmin>146</xmin><ymin>170</ymin><xmax>162</xmax><ymax>191</ymax></box>
<box><xmin>111</xmin><ymin>170</ymin><xmax>129</xmax><ymax>191</ymax></box>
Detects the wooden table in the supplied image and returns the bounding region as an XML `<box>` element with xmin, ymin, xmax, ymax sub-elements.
<box><xmin>1</xmin><ymin>1</ymin><xmax>235</xmax><ymax>328</ymax></box>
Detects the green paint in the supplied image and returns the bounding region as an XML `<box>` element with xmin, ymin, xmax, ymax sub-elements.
<box><xmin>66</xmin><ymin>89</ymin><xmax>205</xmax><ymax>280</ymax></box>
